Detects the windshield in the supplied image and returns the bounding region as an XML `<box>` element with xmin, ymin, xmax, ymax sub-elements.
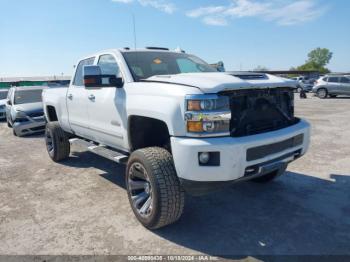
<box><xmin>0</xmin><ymin>91</ymin><xmax>8</xmax><ymax>100</ymax></box>
<box><xmin>122</xmin><ymin>51</ymin><xmax>216</xmax><ymax>81</ymax></box>
<box><xmin>14</xmin><ymin>89</ymin><xmax>43</xmax><ymax>105</ymax></box>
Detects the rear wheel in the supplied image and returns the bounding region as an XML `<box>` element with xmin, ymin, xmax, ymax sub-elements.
<box><xmin>317</xmin><ymin>88</ymin><xmax>328</xmax><ymax>99</ymax></box>
<box><xmin>126</xmin><ymin>147</ymin><xmax>185</xmax><ymax>229</ymax></box>
<box><xmin>251</xmin><ymin>166</ymin><xmax>287</xmax><ymax>183</ymax></box>
<box><xmin>45</xmin><ymin>121</ymin><xmax>70</xmax><ymax>162</ymax></box>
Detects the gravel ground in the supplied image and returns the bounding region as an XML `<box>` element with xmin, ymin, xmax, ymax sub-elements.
<box><xmin>0</xmin><ymin>95</ymin><xmax>349</xmax><ymax>258</ymax></box>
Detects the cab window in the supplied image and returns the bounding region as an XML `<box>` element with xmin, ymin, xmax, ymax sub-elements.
<box><xmin>73</xmin><ymin>57</ymin><xmax>95</xmax><ymax>86</ymax></box>
<box><xmin>98</xmin><ymin>54</ymin><xmax>121</xmax><ymax>78</ymax></box>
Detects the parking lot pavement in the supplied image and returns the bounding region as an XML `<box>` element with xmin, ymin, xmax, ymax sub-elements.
<box><xmin>0</xmin><ymin>96</ymin><xmax>350</xmax><ymax>257</ymax></box>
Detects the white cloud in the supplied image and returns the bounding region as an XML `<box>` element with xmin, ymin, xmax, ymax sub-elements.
<box><xmin>187</xmin><ymin>6</ymin><xmax>226</xmax><ymax>18</ymax></box>
<box><xmin>111</xmin><ymin>0</ymin><xmax>176</xmax><ymax>14</ymax></box>
<box><xmin>203</xmin><ymin>16</ymin><xmax>228</xmax><ymax>26</ymax></box>
<box><xmin>138</xmin><ymin>0</ymin><xmax>176</xmax><ymax>14</ymax></box>
<box><xmin>111</xmin><ymin>0</ymin><xmax>133</xmax><ymax>3</ymax></box>
<box><xmin>186</xmin><ymin>0</ymin><xmax>327</xmax><ymax>26</ymax></box>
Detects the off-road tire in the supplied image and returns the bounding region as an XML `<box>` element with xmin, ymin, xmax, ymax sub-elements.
<box><xmin>12</xmin><ymin>128</ymin><xmax>17</xmax><ymax>136</ymax></box>
<box><xmin>251</xmin><ymin>165</ymin><xmax>287</xmax><ymax>183</ymax></box>
<box><xmin>45</xmin><ymin>121</ymin><xmax>70</xmax><ymax>162</ymax></box>
<box><xmin>126</xmin><ymin>147</ymin><xmax>185</xmax><ymax>229</ymax></box>
<box><xmin>317</xmin><ymin>88</ymin><xmax>328</xmax><ymax>99</ymax></box>
<box><xmin>7</xmin><ymin>119</ymin><xmax>12</xmax><ymax>128</ymax></box>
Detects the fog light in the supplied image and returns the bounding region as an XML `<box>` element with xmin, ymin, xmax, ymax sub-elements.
<box><xmin>199</xmin><ymin>152</ymin><xmax>210</xmax><ymax>164</ymax></box>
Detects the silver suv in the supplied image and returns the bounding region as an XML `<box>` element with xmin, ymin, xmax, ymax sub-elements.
<box><xmin>313</xmin><ymin>75</ymin><xmax>350</xmax><ymax>98</ymax></box>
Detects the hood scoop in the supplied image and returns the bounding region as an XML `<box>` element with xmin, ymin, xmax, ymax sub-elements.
<box><xmin>229</xmin><ymin>72</ymin><xmax>268</xmax><ymax>80</ymax></box>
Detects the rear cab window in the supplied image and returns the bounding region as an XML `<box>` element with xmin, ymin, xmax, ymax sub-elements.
<box><xmin>73</xmin><ymin>57</ymin><xmax>95</xmax><ymax>86</ymax></box>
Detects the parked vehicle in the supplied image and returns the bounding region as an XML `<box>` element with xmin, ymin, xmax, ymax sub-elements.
<box><xmin>0</xmin><ymin>89</ymin><xmax>9</xmax><ymax>120</ymax></box>
<box><xmin>6</xmin><ymin>86</ymin><xmax>47</xmax><ymax>136</ymax></box>
<box><xmin>313</xmin><ymin>75</ymin><xmax>350</xmax><ymax>98</ymax></box>
<box><xmin>42</xmin><ymin>48</ymin><xmax>310</xmax><ymax>229</ymax></box>
<box><xmin>291</xmin><ymin>76</ymin><xmax>314</xmax><ymax>92</ymax></box>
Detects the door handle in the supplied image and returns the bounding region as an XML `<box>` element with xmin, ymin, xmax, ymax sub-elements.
<box><xmin>88</xmin><ymin>94</ymin><xmax>95</xmax><ymax>101</ymax></box>
<box><xmin>68</xmin><ymin>94</ymin><xmax>73</xmax><ymax>100</ymax></box>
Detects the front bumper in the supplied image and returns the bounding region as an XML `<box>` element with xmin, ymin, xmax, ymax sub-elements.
<box><xmin>13</xmin><ymin>116</ymin><xmax>46</xmax><ymax>136</ymax></box>
<box><xmin>171</xmin><ymin>119</ymin><xmax>310</xmax><ymax>191</ymax></box>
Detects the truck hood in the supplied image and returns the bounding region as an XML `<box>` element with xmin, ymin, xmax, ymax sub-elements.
<box><xmin>0</xmin><ymin>99</ymin><xmax>6</xmax><ymax>106</ymax></box>
<box><xmin>145</xmin><ymin>72</ymin><xmax>296</xmax><ymax>93</ymax></box>
<box><xmin>13</xmin><ymin>102</ymin><xmax>43</xmax><ymax>113</ymax></box>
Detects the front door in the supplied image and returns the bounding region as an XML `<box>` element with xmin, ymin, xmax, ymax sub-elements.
<box><xmin>339</xmin><ymin>77</ymin><xmax>350</xmax><ymax>95</ymax></box>
<box><xmin>86</xmin><ymin>54</ymin><xmax>127</xmax><ymax>150</ymax></box>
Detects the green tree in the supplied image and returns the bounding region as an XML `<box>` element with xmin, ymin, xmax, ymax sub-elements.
<box><xmin>296</xmin><ymin>47</ymin><xmax>333</xmax><ymax>73</ymax></box>
<box><xmin>307</xmin><ymin>47</ymin><xmax>333</xmax><ymax>67</ymax></box>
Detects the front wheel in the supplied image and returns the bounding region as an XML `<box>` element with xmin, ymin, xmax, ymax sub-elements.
<box><xmin>45</xmin><ymin>121</ymin><xmax>70</xmax><ymax>162</ymax></box>
<box><xmin>126</xmin><ymin>147</ymin><xmax>185</xmax><ymax>229</ymax></box>
<box><xmin>251</xmin><ymin>166</ymin><xmax>287</xmax><ymax>183</ymax></box>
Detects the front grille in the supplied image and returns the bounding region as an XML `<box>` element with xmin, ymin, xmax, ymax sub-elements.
<box><xmin>28</xmin><ymin>111</ymin><xmax>44</xmax><ymax>118</ymax></box>
<box><xmin>30</xmin><ymin>125</ymin><xmax>45</xmax><ymax>131</ymax></box>
<box><xmin>220</xmin><ymin>87</ymin><xmax>297</xmax><ymax>137</ymax></box>
<box><xmin>246</xmin><ymin>134</ymin><xmax>304</xmax><ymax>161</ymax></box>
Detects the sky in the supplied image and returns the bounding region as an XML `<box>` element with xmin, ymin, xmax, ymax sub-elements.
<box><xmin>0</xmin><ymin>0</ymin><xmax>349</xmax><ymax>77</ymax></box>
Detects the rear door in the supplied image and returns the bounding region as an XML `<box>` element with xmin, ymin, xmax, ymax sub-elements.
<box><xmin>327</xmin><ymin>77</ymin><xmax>341</xmax><ymax>94</ymax></box>
<box><xmin>339</xmin><ymin>77</ymin><xmax>350</xmax><ymax>95</ymax></box>
<box><xmin>67</xmin><ymin>57</ymin><xmax>95</xmax><ymax>139</ymax></box>
<box><xmin>86</xmin><ymin>53</ymin><xmax>127</xmax><ymax>150</ymax></box>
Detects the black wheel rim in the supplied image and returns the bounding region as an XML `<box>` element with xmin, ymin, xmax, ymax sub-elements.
<box><xmin>45</xmin><ymin>128</ymin><xmax>54</xmax><ymax>153</ymax></box>
<box><xmin>128</xmin><ymin>162</ymin><xmax>153</xmax><ymax>218</ymax></box>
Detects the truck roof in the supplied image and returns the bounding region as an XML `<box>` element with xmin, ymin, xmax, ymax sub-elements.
<box><xmin>82</xmin><ymin>48</ymin><xmax>185</xmax><ymax>59</ymax></box>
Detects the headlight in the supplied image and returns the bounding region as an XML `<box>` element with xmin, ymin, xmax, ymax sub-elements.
<box><xmin>185</xmin><ymin>95</ymin><xmax>231</xmax><ymax>137</ymax></box>
<box><xmin>187</xmin><ymin>96</ymin><xmax>229</xmax><ymax>111</ymax></box>
<box><xmin>15</xmin><ymin>111</ymin><xmax>28</xmax><ymax>118</ymax></box>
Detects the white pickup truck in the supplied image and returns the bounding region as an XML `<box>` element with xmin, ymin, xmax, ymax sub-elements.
<box><xmin>42</xmin><ymin>47</ymin><xmax>310</xmax><ymax>229</ymax></box>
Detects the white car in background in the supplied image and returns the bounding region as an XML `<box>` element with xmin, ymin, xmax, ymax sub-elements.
<box><xmin>0</xmin><ymin>89</ymin><xmax>9</xmax><ymax>120</ymax></box>
<box><xmin>6</xmin><ymin>86</ymin><xmax>47</xmax><ymax>136</ymax></box>
<box><xmin>291</xmin><ymin>76</ymin><xmax>314</xmax><ymax>92</ymax></box>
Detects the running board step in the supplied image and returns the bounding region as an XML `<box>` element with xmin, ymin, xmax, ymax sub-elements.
<box><xmin>69</xmin><ymin>138</ymin><xmax>129</xmax><ymax>164</ymax></box>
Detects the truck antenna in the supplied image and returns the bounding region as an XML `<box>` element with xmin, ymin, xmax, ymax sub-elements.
<box><xmin>132</xmin><ymin>13</ymin><xmax>137</xmax><ymax>50</ymax></box>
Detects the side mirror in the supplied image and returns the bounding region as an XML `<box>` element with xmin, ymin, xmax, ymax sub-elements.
<box><xmin>83</xmin><ymin>65</ymin><xmax>123</xmax><ymax>89</ymax></box>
